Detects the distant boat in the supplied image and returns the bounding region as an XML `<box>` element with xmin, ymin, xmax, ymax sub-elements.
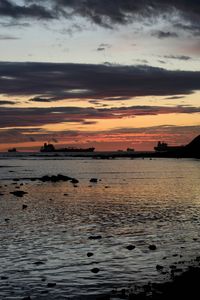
<box><xmin>154</xmin><ymin>135</ymin><xmax>200</xmax><ymax>158</ymax></box>
<box><xmin>154</xmin><ymin>141</ymin><xmax>183</xmax><ymax>152</ymax></box>
<box><xmin>40</xmin><ymin>143</ymin><xmax>95</xmax><ymax>153</ymax></box>
<box><xmin>126</xmin><ymin>148</ymin><xmax>135</xmax><ymax>152</ymax></box>
<box><xmin>8</xmin><ymin>147</ymin><xmax>17</xmax><ymax>152</ymax></box>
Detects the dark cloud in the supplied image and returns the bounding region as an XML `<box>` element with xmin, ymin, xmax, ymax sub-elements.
<box><xmin>164</xmin><ymin>55</ymin><xmax>192</xmax><ymax>60</ymax></box>
<box><xmin>0</xmin><ymin>100</ymin><xmax>17</xmax><ymax>105</ymax></box>
<box><xmin>29</xmin><ymin>96</ymin><xmax>56</xmax><ymax>102</ymax></box>
<box><xmin>0</xmin><ymin>105</ymin><xmax>199</xmax><ymax>128</ymax></box>
<box><xmin>165</xmin><ymin>96</ymin><xmax>185</xmax><ymax>100</ymax></box>
<box><xmin>152</xmin><ymin>31</ymin><xmax>178</xmax><ymax>39</ymax></box>
<box><xmin>0</xmin><ymin>0</ymin><xmax>54</xmax><ymax>20</ymax></box>
<box><xmin>158</xmin><ymin>60</ymin><xmax>166</xmax><ymax>64</ymax></box>
<box><xmin>175</xmin><ymin>23</ymin><xmax>200</xmax><ymax>36</ymax></box>
<box><xmin>1</xmin><ymin>1</ymin><xmax>200</xmax><ymax>35</ymax></box>
<box><xmin>97</xmin><ymin>47</ymin><xmax>105</xmax><ymax>51</ymax></box>
<box><xmin>50</xmin><ymin>0</ymin><xmax>200</xmax><ymax>29</ymax></box>
<box><xmin>96</xmin><ymin>43</ymin><xmax>111</xmax><ymax>51</ymax></box>
<box><xmin>1</xmin><ymin>62</ymin><xmax>200</xmax><ymax>101</ymax></box>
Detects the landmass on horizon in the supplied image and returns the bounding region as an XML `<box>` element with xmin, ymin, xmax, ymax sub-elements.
<box><xmin>5</xmin><ymin>134</ymin><xmax>200</xmax><ymax>159</ymax></box>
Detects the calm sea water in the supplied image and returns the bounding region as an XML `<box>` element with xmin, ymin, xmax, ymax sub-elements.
<box><xmin>0</xmin><ymin>157</ymin><xmax>200</xmax><ymax>299</ymax></box>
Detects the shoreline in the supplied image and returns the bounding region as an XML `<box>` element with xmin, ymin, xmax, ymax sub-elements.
<box><xmin>0</xmin><ymin>151</ymin><xmax>199</xmax><ymax>159</ymax></box>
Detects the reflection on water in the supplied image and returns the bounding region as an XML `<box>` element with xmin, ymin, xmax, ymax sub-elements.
<box><xmin>0</xmin><ymin>158</ymin><xmax>200</xmax><ymax>299</ymax></box>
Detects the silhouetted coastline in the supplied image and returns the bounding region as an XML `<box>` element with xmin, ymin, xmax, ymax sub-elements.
<box><xmin>4</xmin><ymin>135</ymin><xmax>200</xmax><ymax>159</ymax></box>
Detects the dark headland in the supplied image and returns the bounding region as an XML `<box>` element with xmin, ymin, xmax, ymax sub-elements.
<box><xmin>5</xmin><ymin>135</ymin><xmax>200</xmax><ymax>159</ymax></box>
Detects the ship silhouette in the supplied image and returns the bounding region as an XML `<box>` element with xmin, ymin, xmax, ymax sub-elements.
<box><xmin>40</xmin><ymin>143</ymin><xmax>95</xmax><ymax>153</ymax></box>
<box><xmin>154</xmin><ymin>135</ymin><xmax>200</xmax><ymax>158</ymax></box>
<box><xmin>8</xmin><ymin>147</ymin><xmax>17</xmax><ymax>153</ymax></box>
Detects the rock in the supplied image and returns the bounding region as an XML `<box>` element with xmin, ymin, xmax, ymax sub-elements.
<box><xmin>10</xmin><ymin>190</ymin><xmax>28</xmax><ymax>197</ymax></box>
<box><xmin>90</xmin><ymin>178</ymin><xmax>98</xmax><ymax>183</ymax></box>
<box><xmin>40</xmin><ymin>174</ymin><xmax>72</xmax><ymax>182</ymax></box>
<box><xmin>195</xmin><ymin>256</ymin><xmax>200</xmax><ymax>262</ymax></box>
<box><xmin>47</xmin><ymin>282</ymin><xmax>56</xmax><ymax>288</ymax></box>
<box><xmin>87</xmin><ymin>252</ymin><xmax>94</xmax><ymax>257</ymax></box>
<box><xmin>156</xmin><ymin>265</ymin><xmax>164</xmax><ymax>271</ymax></box>
<box><xmin>149</xmin><ymin>244</ymin><xmax>157</xmax><ymax>251</ymax></box>
<box><xmin>22</xmin><ymin>204</ymin><xmax>28</xmax><ymax>210</ymax></box>
<box><xmin>71</xmin><ymin>178</ymin><xmax>79</xmax><ymax>184</ymax></box>
<box><xmin>91</xmin><ymin>268</ymin><xmax>100</xmax><ymax>274</ymax></box>
<box><xmin>57</xmin><ymin>174</ymin><xmax>72</xmax><ymax>181</ymax></box>
<box><xmin>33</xmin><ymin>261</ymin><xmax>45</xmax><ymax>266</ymax></box>
<box><xmin>88</xmin><ymin>235</ymin><xmax>102</xmax><ymax>240</ymax></box>
<box><xmin>126</xmin><ymin>245</ymin><xmax>135</xmax><ymax>251</ymax></box>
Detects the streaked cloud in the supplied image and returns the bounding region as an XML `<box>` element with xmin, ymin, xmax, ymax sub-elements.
<box><xmin>152</xmin><ymin>31</ymin><xmax>178</xmax><ymax>39</ymax></box>
<box><xmin>0</xmin><ymin>105</ymin><xmax>199</xmax><ymax>128</ymax></box>
<box><xmin>0</xmin><ymin>62</ymin><xmax>200</xmax><ymax>101</ymax></box>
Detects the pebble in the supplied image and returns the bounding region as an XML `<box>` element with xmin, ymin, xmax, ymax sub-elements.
<box><xmin>47</xmin><ymin>282</ymin><xmax>56</xmax><ymax>288</ymax></box>
<box><xmin>10</xmin><ymin>190</ymin><xmax>27</xmax><ymax>197</ymax></box>
<box><xmin>88</xmin><ymin>235</ymin><xmax>102</xmax><ymax>240</ymax></box>
<box><xmin>1</xmin><ymin>276</ymin><xmax>8</xmax><ymax>280</ymax></box>
<box><xmin>91</xmin><ymin>268</ymin><xmax>100</xmax><ymax>274</ymax></box>
<box><xmin>90</xmin><ymin>178</ymin><xmax>98</xmax><ymax>183</ymax></box>
<box><xmin>126</xmin><ymin>245</ymin><xmax>135</xmax><ymax>250</ymax></box>
<box><xmin>71</xmin><ymin>178</ymin><xmax>79</xmax><ymax>184</ymax></box>
<box><xmin>156</xmin><ymin>265</ymin><xmax>164</xmax><ymax>271</ymax></box>
<box><xmin>149</xmin><ymin>244</ymin><xmax>157</xmax><ymax>250</ymax></box>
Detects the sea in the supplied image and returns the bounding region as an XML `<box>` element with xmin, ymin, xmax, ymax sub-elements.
<box><xmin>0</xmin><ymin>156</ymin><xmax>200</xmax><ymax>299</ymax></box>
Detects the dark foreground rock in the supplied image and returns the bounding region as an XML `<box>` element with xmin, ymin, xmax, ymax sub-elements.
<box><xmin>40</xmin><ymin>174</ymin><xmax>73</xmax><ymax>182</ymax></box>
<box><xmin>128</xmin><ymin>267</ymin><xmax>200</xmax><ymax>299</ymax></box>
<box><xmin>10</xmin><ymin>191</ymin><xmax>28</xmax><ymax>197</ymax></box>
<box><xmin>90</xmin><ymin>178</ymin><xmax>98</xmax><ymax>183</ymax></box>
<box><xmin>149</xmin><ymin>244</ymin><xmax>157</xmax><ymax>251</ymax></box>
<box><xmin>88</xmin><ymin>235</ymin><xmax>102</xmax><ymax>240</ymax></box>
<box><xmin>126</xmin><ymin>245</ymin><xmax>135</xmax><ymax>251</ymax></box>
<box><xmin>10</xmin><ymin>174</ymin><xmax>79</xmax><ymax>184</ymax></box>
<box><xmin>91</xmin><ymin>268</ymin><xmax>100</xmax><ymax>274</ymax></box>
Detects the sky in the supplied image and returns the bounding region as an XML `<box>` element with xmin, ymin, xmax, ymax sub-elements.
<box><xmin>0</xmin><ymin>0</ymin><xmax>200</xmax><ymax>151</ymax></box>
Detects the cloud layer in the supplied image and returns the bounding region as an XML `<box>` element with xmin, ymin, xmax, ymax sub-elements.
<box><xmin>0</xmin><ymin>105</ymin><xmax>200</xmax><ymax>128</ymax></box>
<box><xmin>1</xmin><ymin>62</ymin><xmax>200</xmax><ymax>101</ymax></box>
<box><xmin>0</xmin><ymin>0</ymin><xmax>200</xmax><ymax>33</ymax></box>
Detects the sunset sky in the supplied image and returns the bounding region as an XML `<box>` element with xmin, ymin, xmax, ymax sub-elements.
<box><xmin>0</xmin><ymin>0</ymin><xmax>200</xmax><ymax>151</ymax></box>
